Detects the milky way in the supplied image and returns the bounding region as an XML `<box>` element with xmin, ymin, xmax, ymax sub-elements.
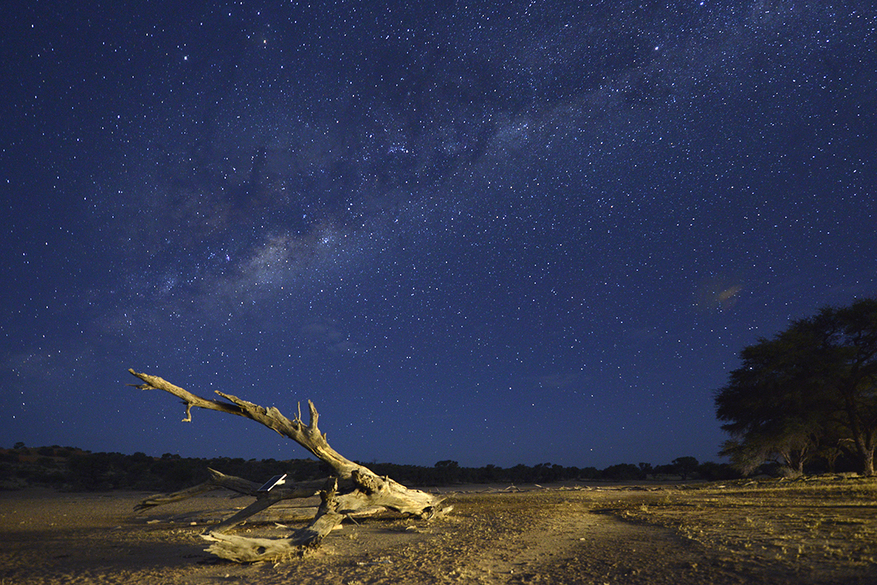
<box><xmin>2</xmin><ymin>1</ymin><xmax>875</xmax><ymax>468</ymax></box>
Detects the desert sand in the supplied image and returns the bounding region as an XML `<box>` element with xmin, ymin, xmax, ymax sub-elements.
<box><xmin>1</xmin><ymin>478</ymin><xmax>875</xmax><ymax>584</ymax></box>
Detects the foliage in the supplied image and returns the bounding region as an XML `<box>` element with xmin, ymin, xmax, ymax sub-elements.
<box><xmin>0</xmin><ymin>445</ymin><xmax>736</xmax><ymax>491</ymax></box>
<box><xmin>670</xmin><ymin>456</ymin><xmax>700</xmax><ymax>480</ymax></box>
<box><xmin>715</xmin><ymin>298</ymin><xmax>877</xmax><ymax>476</ymax></box>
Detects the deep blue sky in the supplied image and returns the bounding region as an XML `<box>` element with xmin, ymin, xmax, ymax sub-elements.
<box><xmin>2</xmin><ymin>1</ymin><xmax>875</xmax><ymax>469</ymax></box>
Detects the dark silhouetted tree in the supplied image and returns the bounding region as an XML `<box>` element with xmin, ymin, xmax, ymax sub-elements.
<box><xmin>433</xmin><ymin>460</ymin><xmax>461</xmax><ymax>484</ymax></box>
<box><xmin>671</xmin><ymin>456</ymin><xmax>700</xmax><ymax>479</ymax></box>
<box><xmin>715</xmin><ymin>298</ymin><xmax>877</xmax><ymax>476</ymax></box>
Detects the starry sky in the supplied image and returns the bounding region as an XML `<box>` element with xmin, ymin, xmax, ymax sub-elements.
<box><xmin>2</xmin><ymin>1</ymin><xmax>875</xmax><ymax>469</ymax></box>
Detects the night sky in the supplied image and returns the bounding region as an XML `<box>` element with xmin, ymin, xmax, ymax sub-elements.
<box><xmin>2</xmin><ymin>1</ymin><xmax>875</xmax><ymax>470</ymax></box>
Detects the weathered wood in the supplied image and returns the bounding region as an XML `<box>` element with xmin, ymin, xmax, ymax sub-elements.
<box><xmin>135</xmin><ymin>481</ymin><xmax>220</xmax><ymax>511</ymax></box>
<box><xmin>135</xmin><ymin>469</ymin><xmax>262</xmax><ymax>511</ymax></box>
<box><xmin>136</xmin><ymin>468</ymin><xmax>326</xmax><ymax>513</ymax></box>
<box><xmin>127</xmin><ymin>369</ymin><xmax>445</xmax><ymax>563</ymax></box>
<box><xmin>129</xmin><ymin>370</ymin><xmax>364</xmax><ymax>479</ymax></box>
<box><xmin>204</xmin><ymin>480</ymin><xmax>345</xmax><ymax>563</ymax></box>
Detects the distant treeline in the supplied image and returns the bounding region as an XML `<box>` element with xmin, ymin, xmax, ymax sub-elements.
<box><xmin>0</xmin><ymin>445</ymin><xmax>739</xmax><ymax>492</ymax></box>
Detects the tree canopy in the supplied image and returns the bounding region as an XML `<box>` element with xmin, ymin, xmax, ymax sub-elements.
<box><xmin>715</xmin><ymin>298</ymin><xmax>877</xmax><ymax>477</ymax></box>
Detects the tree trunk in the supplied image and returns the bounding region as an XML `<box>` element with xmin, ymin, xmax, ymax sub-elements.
<box><xmin>861</xmin><ymin>445</ymin><xmax>875</xmax><ymax>477</ymax></box>
<box><xmin>127</xmin><ymin>369</ymin><xmax>446</xmax><ymax>562</ymax></box>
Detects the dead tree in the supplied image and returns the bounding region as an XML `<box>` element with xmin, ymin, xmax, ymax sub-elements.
<box><xmin>126</xmin><ymin>369</ymin><xmax>445</xmax><ymax>563</ymax></box>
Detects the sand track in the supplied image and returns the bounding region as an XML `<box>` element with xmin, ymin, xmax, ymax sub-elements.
<box><xmin>2</xmin><ymin>480</ymin><xmax>875</xmax><ymax>584</ymax></box>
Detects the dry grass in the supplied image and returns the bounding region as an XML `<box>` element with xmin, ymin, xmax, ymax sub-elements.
<box><xmin>1</xmin><ymin>477</ymin><xmax>875</xmax><ymax>584</ymax></box>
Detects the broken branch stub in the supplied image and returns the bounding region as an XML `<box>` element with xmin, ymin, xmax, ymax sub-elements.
<box><xmin>126</xmin><ymin>369</ymin><xmax>445</xmax><ymax>563</ymax></box>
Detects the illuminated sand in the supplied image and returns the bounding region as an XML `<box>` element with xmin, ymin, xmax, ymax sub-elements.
<box><xmin>1</xmin><ymin>479</ymin><xmax>875</xmax><ymax>584</ymax></box>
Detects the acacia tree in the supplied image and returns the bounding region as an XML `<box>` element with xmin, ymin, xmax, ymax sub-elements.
<box><xmin>810</xmin><ymin>299</ymin><xmax>877</xmax><ymax>475</ymax></box>
<box><xmin>715</xmin><ymin>298</ymin><xmax>877</xmax><ymax>476</ymax></box>
<box><xmin>670</xmin><ymin>456</ymin><xmax>700</xmax><ymax>480</ymax></box>
<box><xmin>716</xmin><ymin>331</ymin><xmax>826</xmax><ymax>476</ymax></box>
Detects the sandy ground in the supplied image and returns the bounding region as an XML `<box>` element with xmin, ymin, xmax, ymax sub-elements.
<box><xmin>1</xmin><ymin>478</ymin><xmax>875</xmax><ymax>584</ymax></box>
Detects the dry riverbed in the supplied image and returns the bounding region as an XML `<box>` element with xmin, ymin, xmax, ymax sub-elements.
<box><xmin>1</xmin><ymin>477</ymin><xmax>875</xmax><ymax>584</ymax></box>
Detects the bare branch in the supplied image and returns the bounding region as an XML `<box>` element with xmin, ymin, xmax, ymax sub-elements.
<box><xmin>126</xmin><ymin>368</ymin><xmax>446</xmax><ymax>563</ymax></box>
<box><xmin>127</xmin><ymin>369</ymin><xmax>358</xmax><ymax>478</ymax></box>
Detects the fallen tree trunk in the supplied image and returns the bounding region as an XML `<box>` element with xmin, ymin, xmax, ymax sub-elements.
<box><xmin>135</xmin><ymin>468</ymin><xmax>267</xmax><ymax>511</ymax></box>
<box><xmin>127</xmin><ymin>369</ymin><xmax>445</xmax><ymax>563</ymax></box>
<box><xmin>204</xmin><ymin>479</ymin><xmax>346</xmax><ymax>563</ymax></box>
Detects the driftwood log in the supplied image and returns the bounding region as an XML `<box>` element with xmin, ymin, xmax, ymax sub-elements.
<box><xmin>126</xmin><ymin>369</ymin><xmax>445</xmax><ymax>563</ymax></box>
